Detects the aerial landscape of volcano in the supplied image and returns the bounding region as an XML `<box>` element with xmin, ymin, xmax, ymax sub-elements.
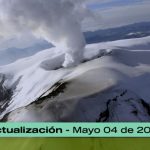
<box><xmin>1</xmin><ymin>29</ymin><xmax>150</xmax><ymax>122</ymax></box>
<box><xmin>1</xmin><ymin>0</ymin><xmax>150</xmax><ymax>150</ymax></box>
<box><xmin>0</xmin><ymin>0</ymin><xmax>150</xmax><ymax>123</ymax></box>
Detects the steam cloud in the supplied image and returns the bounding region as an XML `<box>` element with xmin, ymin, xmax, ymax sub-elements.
<box><xmin>0</xmin><ymin>0</ymin><xmax>92</xmax><ymax>67</ymax></box>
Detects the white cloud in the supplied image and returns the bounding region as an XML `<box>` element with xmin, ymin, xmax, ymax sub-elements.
<box><xmin>83</xmin><ymin>0</ymin><xmax>150</xmax><ymax>31</ymax></box>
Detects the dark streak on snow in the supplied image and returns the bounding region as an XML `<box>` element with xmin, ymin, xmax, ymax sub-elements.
<box><xmin>0</xmin><ymin>80</ymin><xmax>69</xmax><ymax>122</ymax></box>
<box><xmin>96</xmin><ymin>90</ymin><xmax>127</xmax><ymax>122</ymax></box>
<box><xmin>141</xmin><ymin>99</ymin><xmax>150</xmax><ymax>116</ymax></box>
<box><xmin>0</xmin><ymin>74</ymin><xmax>13</xmax><ymax>114</ymax></box>
<box><xmin>31</xmin><ymin>80</ymin><xmax>68</xmax><ymax>105</ymax></box>
<box><xmin>0</xmin><ymin>112</ymin><xmax>10</xmax><ymax>122</ymax></box>
<box><xmin>96</xmin><ymin>89</ymin><xmax>150</xmax><ymax>122</ymax></box>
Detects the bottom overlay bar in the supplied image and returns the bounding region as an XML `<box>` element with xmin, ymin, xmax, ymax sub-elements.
<box><xmin>0</xmin><ymin>123</ymin><xmax>150</xmax><ymax>137</ymax></box>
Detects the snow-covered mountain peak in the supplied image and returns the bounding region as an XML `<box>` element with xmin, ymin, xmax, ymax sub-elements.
<box><xmin>0</xmin><ymin>36</ymin><xmax>150</xmax><ymax>121</ymax></box>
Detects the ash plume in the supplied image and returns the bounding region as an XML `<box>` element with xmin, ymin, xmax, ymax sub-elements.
<box><xmin>0</xmin><ymin>0</ymin><xmax>92</xmax><ymax>67</ymax></box>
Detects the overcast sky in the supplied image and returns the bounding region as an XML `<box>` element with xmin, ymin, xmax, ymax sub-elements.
<box><xmin>84</xmin><ymin>0</ymin><xmax>150</xmax><ymax>30</ymax></box>
<box><xmin>0</xmin><ymin>0</ymin><xmax>149</xmax><ymax>43</ymax></box>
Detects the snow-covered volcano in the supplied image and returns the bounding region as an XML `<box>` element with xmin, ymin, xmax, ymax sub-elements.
<box><xmin>0</xmin><ymin>36</ymin><xmax>150</xmax><ymax>122</ymax></box>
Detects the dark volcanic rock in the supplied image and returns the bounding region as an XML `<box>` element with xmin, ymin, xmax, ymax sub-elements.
<box><xmin>0</xmin><ymin>74</ymin><xmax>12</xmax><ymax>114</ymax></box>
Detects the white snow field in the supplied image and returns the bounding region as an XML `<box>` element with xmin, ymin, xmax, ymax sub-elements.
<box><xmin>0</xmin><ymin>36</ymin><xmax>150</xmax><ymax>122</ymax></box>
